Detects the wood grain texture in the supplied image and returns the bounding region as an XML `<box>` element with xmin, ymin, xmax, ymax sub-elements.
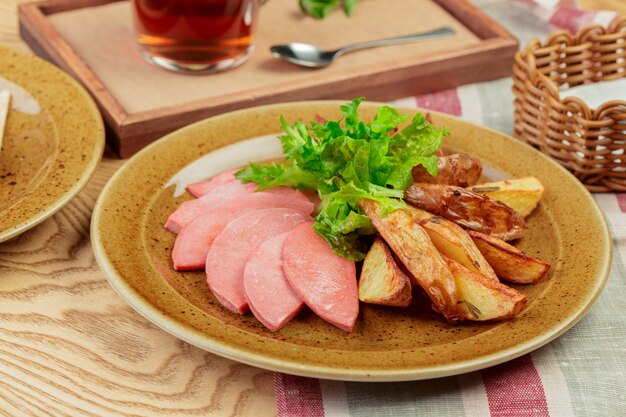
<box><xmin>0</xmin><ymin>154</ymin><xmax>276</xmax><ymax>416</ymax></box>
<box><xmin>0</xmin><ymin>3</ymin><xmax>276</xmax><ymax>415</ymax></box>
<box><xmin>0</xmin><ymin>1</ymin><xmax>29</xmax><ymax>51</ymax></box>
<box><xmin>0</xmin><ymin>0</ymin><xmax>619</xmax><ymax>415</ymax></box>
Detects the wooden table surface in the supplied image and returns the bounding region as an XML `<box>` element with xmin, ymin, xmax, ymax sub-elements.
<box><xmin>0</xmin><ymin>1</ymin><xmax>276</xmax><ymax>416</ymax></box>
<box><xmin>0</xmin><ymin>1</ymin><xmax>623</xmax><ymax>416</ymax></box>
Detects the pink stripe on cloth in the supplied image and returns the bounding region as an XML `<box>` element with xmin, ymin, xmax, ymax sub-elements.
<box><xmin>415</xmin><ymin>88</ymin><xmax>462</xmax><ymax>116</ymax></box>
<box><xmin>615</xmin><ymin>194</ymin><xmax>626</xmax><ymax>213</ymax></box>
<box><xmin>549</xmin><ymin>6</ymin><xmax>599</xmax><ymax>34</ymax></box>
<box><xmin>274</xmin><ymin>373</ymin><xmax>325</xmax><ymax>417</ymax></box>
<box><xmin>481</xmin><ymin>354</ymin><xmax>549</xmax><ymax>416</ymax></box>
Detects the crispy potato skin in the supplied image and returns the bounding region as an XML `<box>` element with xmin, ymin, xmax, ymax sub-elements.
<box><xmin>360</xmin><ymin>199</ymin><xmax>461</xmax><ymax>322</ymax></box>
<box><xmin>359</xmin><ymin>238</ymin><xmax>412</xmax><ymax>307</ymax></box>
<box><xmin>444</xmin><ymin>257</ymin><xmax>527</xmax><ymax>321</ymax></box>
<box><xmin>468</xmin><ymin>177</ymin><xmax>544</xmax><ymax>218</ymax></box>
<box><xmin>412</xmin><ymin>153</ymin><xmax>483</xmax><ymax>187</ymax></box>
<box><xmin>404</xmin><ymin>183</ymin><xmax>526</xmax><ymax>241</ymax></box>
<box><xmin>423</xmin><ymin>217</ymin><xmax>498</xmax><ymax>281</ymax></box>
<box><xmin>404</xmin><ymin>206</ymin><xmax>498</xmax><ymax>280</ymax></box>
<box><xmin>468</xmin><ymin>231</ymin><xmax>550</xmax><ymax>284</ymax></box>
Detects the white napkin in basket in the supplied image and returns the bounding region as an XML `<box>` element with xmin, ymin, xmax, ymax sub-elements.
<box><xmin>560</xmin><ymin>78</ymin><xmax>626</xmax><ymax>109</ymax></box>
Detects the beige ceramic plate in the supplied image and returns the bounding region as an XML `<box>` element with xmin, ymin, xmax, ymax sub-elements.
<box><xmin>0</xmin><ymin>46</ymin><xmax>104</xmax><ymax>243</ymax></box>
<box><xmin>92</xmin><ymin>101</ymin><xmax>611</xmax><ymax>381</ymax></box>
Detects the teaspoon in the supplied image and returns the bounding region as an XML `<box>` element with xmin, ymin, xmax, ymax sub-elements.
<box><xmin>270</xmin><ymin>27</ymin><xmax>455</xmax><ymax>68</ymax></box>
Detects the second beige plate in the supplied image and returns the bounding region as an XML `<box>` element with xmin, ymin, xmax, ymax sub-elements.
<box><xmin>91</xmin><ymin>101</ymin><xmax>611</xmax><ymax>381</ymax></box>
<box><xmin>0</xmin><ymin>46</ymin><xmax>104</xmax><ymax>242</ymax></box>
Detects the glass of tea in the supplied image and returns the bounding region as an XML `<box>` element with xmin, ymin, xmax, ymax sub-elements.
<box><xmin>132</xmin><ymin>0</ymin><xmax>260</xmax><ymax>74</ymax></box>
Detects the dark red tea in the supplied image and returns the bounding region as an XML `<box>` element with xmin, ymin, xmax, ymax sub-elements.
<box><xmin>132</xmin><ymin>0</ymin><xmax>258</xmax><ymax>71</ymax></box>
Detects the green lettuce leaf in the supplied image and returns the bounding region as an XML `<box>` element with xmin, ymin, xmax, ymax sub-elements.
<box><xmin>235</xmin><ymin>98</ymin><xmax>447</xmax><ymax>260</ymax></box>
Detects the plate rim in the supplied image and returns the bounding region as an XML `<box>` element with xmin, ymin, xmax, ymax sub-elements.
<box><xmin>91</xmin><ymin>100</ymin><xmax>612</xmax><ymax>381</ymax></box>
<box><xmin>0</xmin><ymin>46</ymin><xmax>105</xmax><ymax>243</ymax></box>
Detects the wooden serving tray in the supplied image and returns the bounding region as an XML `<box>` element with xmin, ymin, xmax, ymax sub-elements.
<box><xmin>19</xmin><ymin>0</ymin><xmax>518</xmax><ymax>157</ymax></box>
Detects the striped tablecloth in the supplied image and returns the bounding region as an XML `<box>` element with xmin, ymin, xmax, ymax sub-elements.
<box><xmin>273</xmin><ymin>1</ymin><xmax>625</xmax><ymax>416</ymax></box>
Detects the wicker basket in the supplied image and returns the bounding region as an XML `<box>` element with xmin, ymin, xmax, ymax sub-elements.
<box><xmin>513</xmin><ymin>17</ymin><xmax>626</xmax><ymax>192</ymax></box>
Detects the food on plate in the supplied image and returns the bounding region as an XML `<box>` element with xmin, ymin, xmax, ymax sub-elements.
<box><xmin>358</xmin><ymin>237</ymin><xmax>412</xmax><ymax>307</ymax></box>
<box><xmin>404</xmin><ymin>183</ymin><xmax>527</xmax><ymax>241</ymax></box>
<box><xmin>359</xmin><ymin>199</ymin><xmax>460</xmax><ymax>322</ymax></box>
<box><xmin>166</xmin><ymin>180</ymin><xmax>258</xmax><ymax>233</ymax></box>
<box><xmin>243</xmin><ymin>232</ymin><xmax>305</xmax><ymax>332</ymax></box>
<box><xmin>235</xmin><ymin>97</ymin><xmax>447</xmax><ymax>261</ymax></box>
<box><xmin>0</xmin><ymin>90</ymin><xmax>10</xmax><ymax>151</ymax></box>
<box><xmin>172</xmin><ymin>193</ymin><xmax>314</xmax><ymax>270</ymax></box>
<box><xmin>412</xmin><ymin>153</ymin><xmax>482</xmax><ymax>187</ymax></box>
<box><xmin>186</xmin><ymin>167</ymin><xmax>240</xmax><ymax>197</ymax></box>
<box><xmin>164</xmin><ymin>98</ymin><xmax>551</xmax><ymax>331</ymax></box>
<box><xmin>444</xmin><ymin>257</ymin><xmax>527</xmax><ymax>321</ymax></box>
<box><xmin>166</xmin><ymin>181</ymin><xmax>309</xmax><ymax>233</ymax></box>
<box><xmin>468</xmin><ymin>177</ymin><xmax>544</xmax><ymax>218</ymax></box>
<box><xmin>468</xmin><ymin>231</ymin><xmax>550</xmax><ymax>284</ymax></box>
<box><xmin>282</xmin><ymin>222</ymin><xmax>358</xmax><ymax>332</ymax></box>
<box><xmin>205</xmin><ymin>208</ymin><xmax>311</xmax><ymax>314</ymax></box>
<box><xmin>408</xmin><ymin>207</ymin><xmax>498</xmax><ymax>281</ymax></box>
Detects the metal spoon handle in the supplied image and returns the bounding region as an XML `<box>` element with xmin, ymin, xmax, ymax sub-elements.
<box><xmin>335</xmin><ymin>27</ymin><xmax>455</xmax><ymax>56</ymax></box>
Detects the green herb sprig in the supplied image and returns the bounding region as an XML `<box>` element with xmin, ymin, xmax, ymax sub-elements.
<box><xmin>235</xmin><ymin>98</ymin><xmax>447</xmax><ymax>261</ymax></box>
<box><xmin>299</xmin><ymin>0</ymin><xmax>357</xmax><ymax>19</ymax></box>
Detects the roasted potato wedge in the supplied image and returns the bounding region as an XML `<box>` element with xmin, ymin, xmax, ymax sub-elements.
<box><xmin>359</xmin><ymin>238</ymin><xmax>412</xmax><ymax>307</ymax></box>
<box><xmin>405</xmin><ymin>207</ymin><xmax>498</xmax><ymax>281</ymax></box>
<box><xmin>412</xmin><ymin>153</ymin><xmax>483</xmax><ymax>187</ymax></box>
<box><xmin>404</xmin><ymin>183</ymin><xmax>526</xmax><ymax>241</ymax></box>
<box><xmin>468</xmin><ymin>231</ymin><xmax>550</xmax><ymax>284</ymax></box>
<box><xmin>360</xmin><ymin>199</ymin><xmax>461</xmax><ymax>322</ymax></box>
<box><xmin>468</xmin><ymin>177</ymin><xmax>544</xmax><ymax>217</ymax></box>
<box><xmin>444</xmin><ymin>257</ymin><xmax>527</xmax><ymax>321</ymax></box>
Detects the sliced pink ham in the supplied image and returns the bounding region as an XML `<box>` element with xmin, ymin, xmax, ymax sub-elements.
<box><xmin>206</xmin><ymin>208</ymin><xmax>310</xmax><ymax>314</ymax></box>
<box><xmin>167</xmin><ymin>180</ymin><xmax>311</xmax><ymax>234</ymax></box>
<box><xmin>186</xmin><ymin>167</ymin><xmax>314</xmax><ymax>201</ymax></box>
<box><xmin>172</xmin><ymin>193</ymin><xmax>314</xmax><ymax>271</ymax></box>
<box><xmin>165</xmin><ymin>180</ymin><xmax>257</xmax><ymax>233</ymax></box>
<box><xmin>267</xmin><ymin>187</ymin><xmax>310</xmax><ymax>202</ymax></box>
<box><xmin>186</xmin><ymin>168</ymin><xmax>239</xmax><ymax>197</ymax></box>
<box><xmin>282</xmin><ymin>223</ymin><xmax>358</xmax><ymax>332</ymax></box>
<box><xmin>243</xmin><ymin>232</ymin><xmax>304</xmax><ymax>332</ymax></box>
